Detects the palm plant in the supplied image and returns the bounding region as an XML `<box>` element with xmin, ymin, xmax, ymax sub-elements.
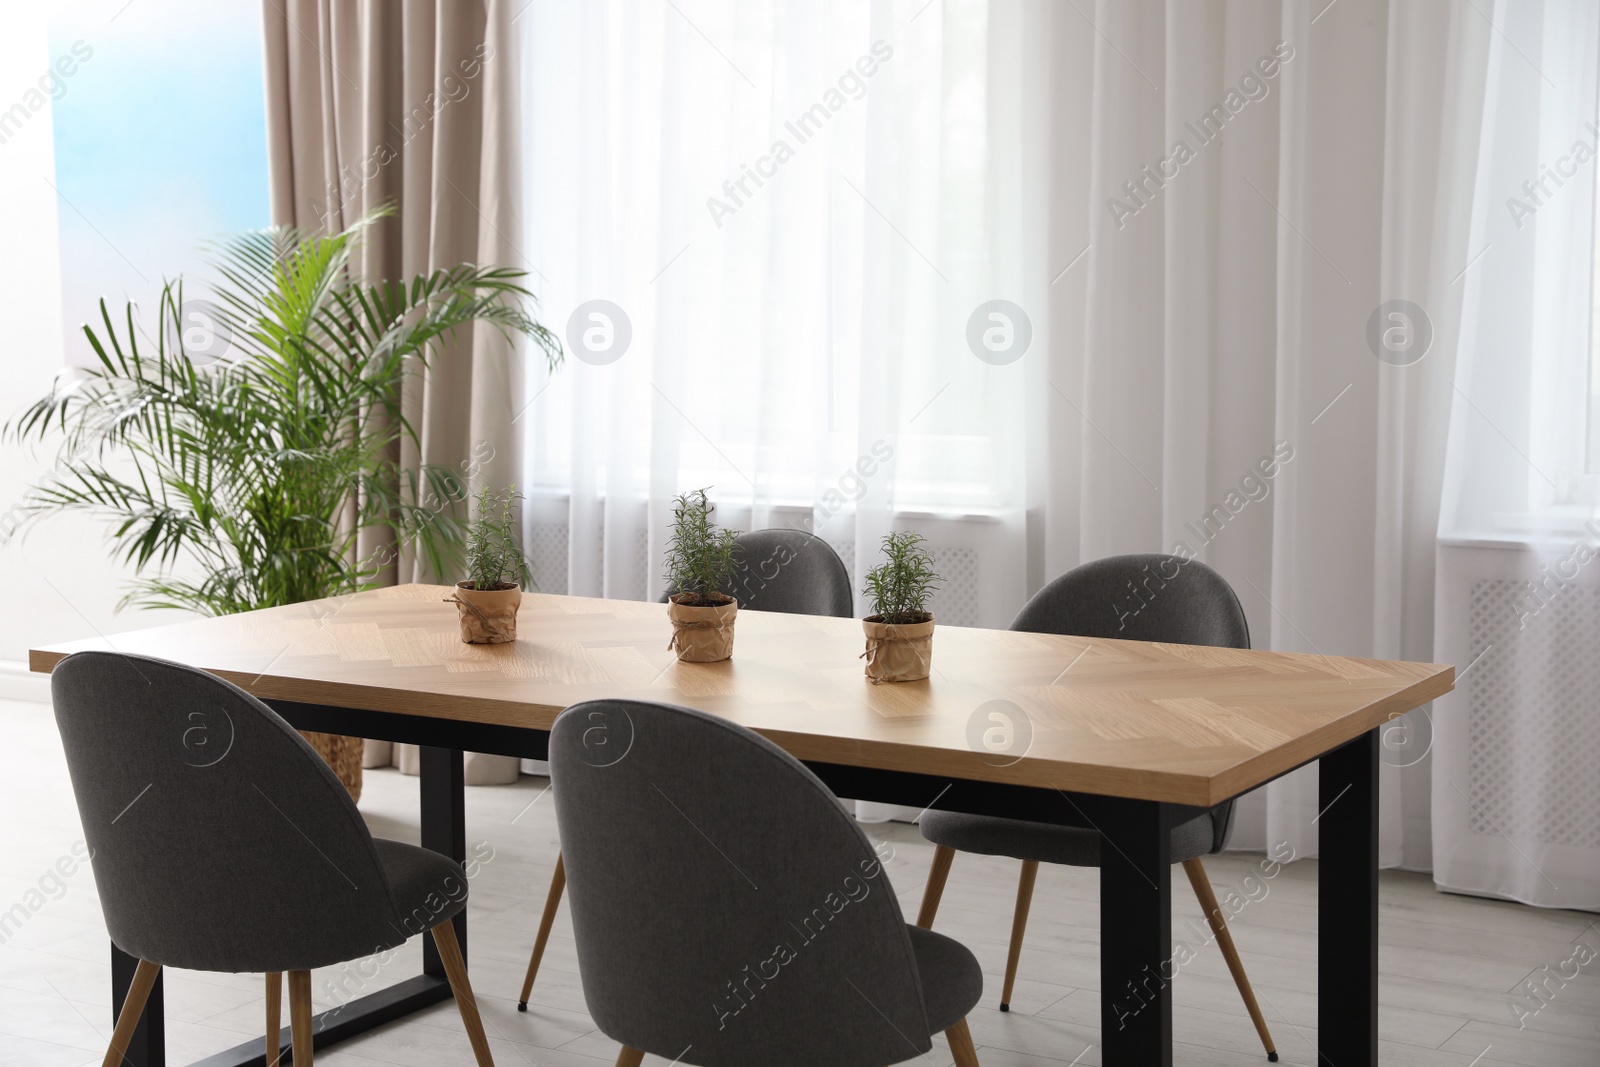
<box><xmin>5</xmin><ymin>208</ymin><xmax>560</xmax><ymax>615</ymax></box>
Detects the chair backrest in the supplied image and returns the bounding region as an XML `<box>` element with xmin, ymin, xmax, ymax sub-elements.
<box><xmin>1012</xmin><ymin>554</ymin><xmax>1250</xmax><ymax>849</ymax></box>
<box><xmin>51</xmin><ymin>651</ymin><xmax>412</xmax><ymax>972</ymax></box>
<box><xmin>662</xmin><ymin>528</ymin><xmax>854</xmax><ymax>617</ymax></box>
<box><xmin>551</xmin><ymin>699</ymin><xmax>930</xmax><ymax>1067</ymax></box>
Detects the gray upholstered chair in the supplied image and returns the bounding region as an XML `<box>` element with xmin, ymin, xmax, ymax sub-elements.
<box><xmin>551</xmin><ymin>698</ymin><xmax>984</xmax><ymax>1067</ymax></box>
<box><xmin>50</xmin><ymin>651</ymin><xmax>494</xmax><ymax>1067</ymax></box>
<box><xmin>917</xmin><ymin>554</ymin><xmax>1278</xmax><ymax>1062</ymax></box>
<box><xmin>518</xmin><ymin>528</ymin><xmax>851</xmax><ymax>1008</ymax></box>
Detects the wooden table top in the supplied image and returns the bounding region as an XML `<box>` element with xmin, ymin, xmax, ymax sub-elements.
<box><xmin>30</xmin><ymin>584</ymin><xmax>1453</xmax><ymax>805</ymax></box>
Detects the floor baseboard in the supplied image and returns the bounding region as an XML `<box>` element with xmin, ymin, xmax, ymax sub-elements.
<box><xmin>0</xmin><ymin>659</ymin><xmax>50</xmax><ymax>703</ymax></box>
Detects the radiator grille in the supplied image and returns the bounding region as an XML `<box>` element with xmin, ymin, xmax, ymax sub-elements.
<box><xmin>827</xmin><ymin>538</ymin><xmax>855</xmax><ymax>575</ymax></box>
<box><xmin>534</xmin><ymin>519</ymin><xmax>991</xmax><ymax>623</ymax></box>
<box><xmin>527</xmin><ymin>521</ymin><xmax>569</xmax><ymax>594</ymax></box>
<box><xmin>926</xmin><ymin>544</ymin><xmax>981</xmax><ymax>627</ymax></box>
<box><xmin>827</xmin><ymin>540</ymin><xmax>981</xmax><ymax>625</ymax></box>
<box><xmin>1467</xmin><ymin>578</ymin><xmax>1600</xmax><ymax>850</ymax></box>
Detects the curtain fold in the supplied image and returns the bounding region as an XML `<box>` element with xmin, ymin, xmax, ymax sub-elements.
<box><xmin>1376</xmin><ymin>0</ymin><xmax>1493</xmax><ymax>873</ymax></box>
<box><xmin>1050</xmin><ymin>0</ymin><xmax>1488</xmax><ymax>865</ymax></box>
<box><xmin>263</xmin><ymin>0</ymin><xmax>526</xmax><ymax>785</ymax></box>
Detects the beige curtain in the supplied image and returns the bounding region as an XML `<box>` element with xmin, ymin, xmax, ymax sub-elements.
<box><xmin>263</xmin><ymin>0</ymin><xmax>525</xmax><ymax>784</ymax></box>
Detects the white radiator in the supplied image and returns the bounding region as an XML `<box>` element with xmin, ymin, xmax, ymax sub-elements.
<box><xmin>521</xmin><ymin>495</ymin><xmax>1016</xmax><ymax>627</ymax></box>
<box><xmin>1432</xmin><ymin>537</ymin><xmax>1600</xmax><ymax>908</ymax></box>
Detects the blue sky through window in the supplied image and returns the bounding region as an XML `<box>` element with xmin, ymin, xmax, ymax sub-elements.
<box><xmin>49</xmin><ymin>0</ymin><xmax>267</xmax><ymax>363</ymax></box>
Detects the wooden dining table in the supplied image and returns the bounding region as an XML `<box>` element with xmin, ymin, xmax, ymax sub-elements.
<box><xmin>31</xmin><ymin>584</ymin><xmax>1454</xmax><ymax>1067</ymax></box>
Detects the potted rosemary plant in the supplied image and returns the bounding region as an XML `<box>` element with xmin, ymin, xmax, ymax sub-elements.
<box><xmin>663</xmin><ymin>488</ymin><xmax>741</xmax><ymax>662</ymax></box>
<box><xmin>861</xmin><ymin>531</ymin><xmax>942</xmax><ymax>683</ymax></box>
<box><xmin>449</xmin><ymin>485</ymin><xmax>531</xmax><ymax>644</ymax></box>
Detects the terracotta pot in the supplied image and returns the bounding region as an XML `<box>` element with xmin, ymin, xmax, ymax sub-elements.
<box><xmin>861</xmin><ymin>614</ymin><xmax>935</xmax><ymax>683</ymax></box>
<box><xmin>667</xmin><ymin>594</ymin><xmax>738</xmax><ymax>662</ymax></box>
<box><xmin>450</xmin><ymin>582</ymin><xmax>521</xmax><ymax>644</ymax></box>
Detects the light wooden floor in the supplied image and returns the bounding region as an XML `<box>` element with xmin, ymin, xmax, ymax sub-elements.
<box><xmin>0</xmin><ymin>697</ymin><xmax>1594</xmax><ymax>1066</ymax></box>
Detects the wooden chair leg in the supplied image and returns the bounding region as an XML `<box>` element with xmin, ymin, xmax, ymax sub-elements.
<box><xmin>102</xmin><ymin>959</ymin><xmax>160</xmax><ymax>1067</ymax></box>
<box><xmin>431</xmin><ymin>919</ymin><xmax>496</xmax><ymax>1067</ymax></box>
<box><xmin>945</xmin><ymin>1017</ymin><xmax>981</xmax><ymax>1067</ymax></box>
<box><xmin>287</xmin><ymin>970</ymin><xmax>313</xmax><ymax>1067</ymax></box>
<box><xmin>1183</xmin><ymin>858</ymin><xmax>1278</xmax><ymax>1062</ymax></box>
<box><xmin>265</xmin><ymin>972</ymin><xmax>283</xmax><ymax>1067</ymax></box>
<box><xmin>614</xmin><ymin>1047</ymin><xmax>645</xmax><ymax>1067</ymax></box>
<box><xmin>518</xmin><ymin>852</ymin><xmax>567</xmax><ymax>1010</ymax></box>
<box><xmin>1000</xmin><ymin>860</ymin><xmax>1039</xmax><ymax>1012</ymax></box>
<box><xmin>916</xmin><ymin>844</ymin><xmax>956</xmax><ymax>928</ymax></box>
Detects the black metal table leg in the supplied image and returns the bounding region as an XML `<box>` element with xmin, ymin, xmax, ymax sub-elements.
<box><xmin>1098</xmin><ymin>798</ymin><xmax>1175</xmax><ymax>1067</ymax></box>
<box><xmin>111</xmin><ymin>942</ymin><xmax>163</xmax><ymax>1067</ymax></box>
<box><xmin>1319</xmin><ymin>728</ymin><xmax>1379</xmax><ymax>1066</ymax></box>
<box><xmin>189</xmin><ymin>977</ymin><xmax>453</xmax><ymax>1067</ymax></box>
<box><xmin>420</xmin><ymin>745</ymin><xmax>468</xmax><ymax>975</ymax></box>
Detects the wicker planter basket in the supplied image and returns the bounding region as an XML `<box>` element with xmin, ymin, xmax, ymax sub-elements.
<box><xmin>301</xmin><ymin>731</ymin><xmax>364</xmax><ymax>801</ymax></box>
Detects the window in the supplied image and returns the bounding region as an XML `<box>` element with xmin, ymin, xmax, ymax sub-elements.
<box><xmin>49</xmin><ymin>0</ymin><xmax>268</xmax><ymax>365</ymax></box>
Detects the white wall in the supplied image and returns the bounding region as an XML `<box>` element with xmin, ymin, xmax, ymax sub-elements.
<box><xmin>0</xmin><ymin>10</ymin><xmax>174</xmax><ymax>693</ymax></box>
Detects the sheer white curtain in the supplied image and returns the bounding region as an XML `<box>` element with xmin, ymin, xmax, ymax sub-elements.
<box><xmin>1050</xmin><ymin>1</ymin><xmax>1486</xmax><ymax>866</ymax></box>
<box><xmin>1441</xmin><ymin>0</ymin><xmax>1598</xmax><ymax>530</ymax></box>
<box><xmin>516</xmin><ymin>0</ymin><xmax>1484</xmax><ymax>864</ymax></box>
<box><xmin>518</xmin><ymin>0</ymin><xmax>1047</xmax><ymax>617</ymax></box>
<box><xmin>1434</xmin><ymin>0</ymin><xmax>1600</xmax><ymax>907</ymax></box>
